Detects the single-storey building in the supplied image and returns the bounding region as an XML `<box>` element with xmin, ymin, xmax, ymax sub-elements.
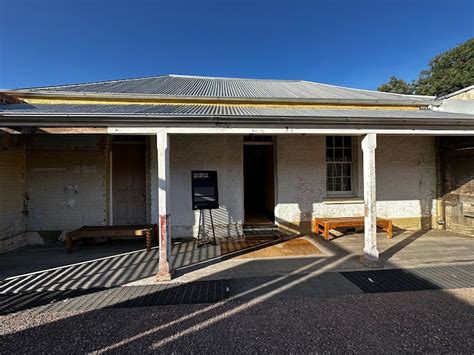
<box><xmin>1</xmin><ymin>75</ymin><xmax>473</xmax><ymax>279</ymax></box>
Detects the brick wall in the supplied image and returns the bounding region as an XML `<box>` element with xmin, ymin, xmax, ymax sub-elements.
<box><xmin>169</xmin><ymin>134</ymin><xmax>244</xmax><ymax>238</ymax></box>
<box><xmin>25</xmin><ymin>135</ymin><xmax>108</xmax><ymax>231</ymax></box>
<box><xmin>276</xmin><ymin>135</ymin><xmax>436</xmax><ymax>232</ymax></box>
<box><xmin>0</xmin><ymin>136</ymin><xmax>27</xmax><ymax>249</ymax></box>
<box><xmin>1</xmin><ymin>133</ymin><xmax>437</xmax><ymax>248</ymax></box>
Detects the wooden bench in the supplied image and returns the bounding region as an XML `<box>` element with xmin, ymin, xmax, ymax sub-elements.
<box><xmin>313</xmin><ymin>217</ymin><xmax>393</xmax><ymax>240</ymax></box>
<box><xmin>65</xmin><ymin>225</ymin><xmax>156</xmax><ymax>252</ymax></box>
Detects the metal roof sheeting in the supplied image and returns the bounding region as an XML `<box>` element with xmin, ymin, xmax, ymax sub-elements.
<box><xmin>1</xmin><ymin>103</ymin><xmax>473</xmax><ymax>121</ymax></box>
<box><xmin>13</xmin><ymin>75</ymin><xmax>433</xmax><ymax>103</ymax></box>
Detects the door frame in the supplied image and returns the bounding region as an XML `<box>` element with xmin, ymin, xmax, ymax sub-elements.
<box><xmin>109</xmin><ymin>140</ymin><xmax>147</xmax><ymax>226</ymax></box>
<box><xmin>242</xmin><ymin>137</ymin><xmax>277</xmax><ymax>224</ymax></box>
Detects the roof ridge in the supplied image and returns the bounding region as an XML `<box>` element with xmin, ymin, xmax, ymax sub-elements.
<box><xmin>300</xmin><ymin>80</ymin><xmax>435</xmax><ymax>99</ymax></box>
<box><xmin>168</xmin><ymin>74</ymin><xmax>301</xmax><ymax>82</ymax></box>
<box><xmin>14</xmin><ymin>74</ymin><xmax>170</xmax><ymax>91</ymax></box>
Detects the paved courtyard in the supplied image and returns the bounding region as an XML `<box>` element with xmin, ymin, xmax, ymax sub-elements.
<box><xmin>1</xmin><ymin>288</ymin><xmax>473</xmax><ymax>353</ymax></box>
<box><xmin>0</xmin><ymin>229</ymin><xmax>473</xmax><ymax>353</ymax></box>
<box><xmin>0</xmin><ymin>229</ymin><xmax>473</xmax><ymax>291</ymax></box>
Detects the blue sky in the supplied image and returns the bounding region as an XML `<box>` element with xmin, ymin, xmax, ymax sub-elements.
<box><xmin>0</xmin><ymin>0</ymin><xmax>472</xmax><ymax>90</ymax></box>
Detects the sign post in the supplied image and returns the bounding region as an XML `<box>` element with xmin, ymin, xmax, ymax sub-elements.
<box><xmin>192</xmin><ymin>170</ymin><xmax>218</xmax><ymax>246</ymax></box>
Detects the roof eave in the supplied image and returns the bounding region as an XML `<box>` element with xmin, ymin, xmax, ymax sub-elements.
<box><xmin>1</xmin><ymin>112</ymin><xmax>472</xmax><ymax>129</ymax></box>
<box><xmin>1</xmin><ymin>90</ymin><xmax>437</xmax><ymax>107</ymax></box>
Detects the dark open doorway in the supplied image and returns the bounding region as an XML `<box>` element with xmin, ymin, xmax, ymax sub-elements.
<box><xmin>243</xmin><ymin>142</ymin><xmax>275</xmax><ymax>225</ymax></box>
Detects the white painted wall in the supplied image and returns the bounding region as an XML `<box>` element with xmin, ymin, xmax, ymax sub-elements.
<box><xmin>275</xmin><ymin>135</ymin><xmax>436</xmax><ymax>230</ymax></box>
<box><xmin>0</xmin><ymin>133</ymin><xmax>436</xmax><ymax>250</ymax></box>
<box><xmin>25</xmin><ymin>136</ymin><xmax>108</xmax><ymax>231</ymax></box>
<box><xmin>168</xmin><ymin>134</ymin><xmax>244</xmax><ymax>238</ymax></box>
<box><xmin>0</xmin><ymin>136</ymin><xmax>27</xmax><ymax>251</ymax></box>
<box><xmin>375</xmin><ymin>135</ymin><xmax>436</xmax><ymax>222</ymax></box>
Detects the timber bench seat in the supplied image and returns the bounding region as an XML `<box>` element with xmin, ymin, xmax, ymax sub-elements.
<box><xmin>313</xmin><ymin>217</ymin><xmax>393</xmax><ymax>240</ymax></box>
<box><xmin>65</xmin><ymin>225</ymin><xmax>156</xmax><ymax>252</ymax></box>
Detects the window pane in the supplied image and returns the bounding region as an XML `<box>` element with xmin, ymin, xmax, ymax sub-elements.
<box><xmin>343</xmin><ymin>136</ymin><xmax>352</xmax><ymax>148</ymax></box>
<box><xmin>326</xmin><ymin>148</ymin><xmax>333</xmax><ymax>162</ymax></box>
<box><xmin>342</xmin><ymin>163</ymin><xmax>351</xmax><ymax>177</ymax></box>
<box><xmin>326</xmin><ymin>136</ymin><xmax>333</xmax><ymax>148</ymax></box>
<box><xmin>335</xmin><ymin>148</ymin><xmax>343</xmax><ymax>162</ymax></box>
<box><xmin>334</xmin><ymin>136</ymin><xmax>343</xmax><ymax>147</ymax></box>
<box><xmin>327</xmin><ymin>178</ymin><xmax>334</xmax><ymax>191</ymax></box>
<box><xmin>327</xmin><ymin>164</ymin><xmax>333</xmax><ymax>177</ymax></box>
<box><xmin>342</xmin><ymin>177</ymin><xmax>351</xmax><ymax>191</ymax></box>
<box><xmin>334</xmin><ymin>178</ymin><xmax>342</xmax><ymax>191</ymax></box>
<box><xmin>343</xmin><ymin>148</ymin><xmax>352</xmax><ymax>161</ymax></box>
<box><xmin>335</xmin><ymin>164</ymin><xmax>342</xmax><ymax>177</ymax></box>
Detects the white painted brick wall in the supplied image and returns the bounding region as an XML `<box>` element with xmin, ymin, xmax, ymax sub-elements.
<box><xmin>26</xmin><ymin>150</ymin><xmax>108</xmax><ymax>231</ymax></box>
<box><xmin>275</xmin><ymin>135</ymin><xmax>327</xmax><ymax>222</ymax></box>
<box><xmin>276</xmin><ymin>135</ymin><xmax>436</xmax><ymax>227</ymax></box>
<box><xmin>169</xmin><ymin>135</ymin><xmax>244</xmax><ymax>238</ymax></box>
<box><xmin>8</xmin><ymin>133</ymin><xmax>434</xmax><ymax>241</ymax></box>
<box><xmin>375</xmin><ymin>135</ymin><xmax>436</xmax><ymax>219</ymax></box>
<box><xmin>0</xmin><ymin>138</ymin><xmax>26</xmax><ymax>243</ymax></box>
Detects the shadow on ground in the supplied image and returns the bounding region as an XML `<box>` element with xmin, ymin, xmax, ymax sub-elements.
<box><xmin>1</xmin><ymin>230</ymin><xmax>473</xmax><ymax>353</ymax></box>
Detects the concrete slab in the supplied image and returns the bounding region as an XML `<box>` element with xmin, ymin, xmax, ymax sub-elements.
<box><xmin>0</xmin><ymin>241</ymin><xmax>149</xmax><ymax>280</ymax></box>
<box><xmin>228</xmin><ymin>237</ymin><xmax>321</xmax><ymax>258</ymax></box>
<box><xmin>1</xmin><ymin>230</ymin><xmax>472</xmax><ymax>291</ymax></box>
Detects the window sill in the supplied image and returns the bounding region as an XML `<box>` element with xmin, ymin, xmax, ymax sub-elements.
<box><xmin>323</xmin><ymin>196</ymin><xmax>364</xmax><ymax>205</ymax></box>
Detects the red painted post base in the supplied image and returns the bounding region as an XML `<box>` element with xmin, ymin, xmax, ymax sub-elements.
<box><xmin>156</xmin><ymin>214</ymin><xmax>173</xmax><ymax>281</ymax></box>
<box><xmin>156</xmin><ymin>269</ymin><xmax>173</xmax><ymax>281</ymax></box>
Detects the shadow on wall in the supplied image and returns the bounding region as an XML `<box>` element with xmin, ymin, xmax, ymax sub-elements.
<box><xmin>274</xmin><ymin>198</ymin><xmax>431</xmax><ymax>236</ymax></box>
<box><xmin>274</xmin><ymin>135</ymin><xmax>437</xmax><ymax>234</ymax></box>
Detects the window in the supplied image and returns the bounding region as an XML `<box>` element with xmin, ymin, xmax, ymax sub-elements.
<box><xmin>326</xmin><ymin>136</ymin><xmax>353</xmax><ymax>194</ymax></box>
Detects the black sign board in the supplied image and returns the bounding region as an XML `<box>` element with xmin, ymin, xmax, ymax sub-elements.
<box><xmin>192</xmin><ymin>170</ymin><xmax>219</xmax><ymax>210</ymax></box>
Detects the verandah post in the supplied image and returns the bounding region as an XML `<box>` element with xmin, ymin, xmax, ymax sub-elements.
<box><xmin>156</xmin><ymin>130</ymin><xmax>172</xmax><ymax>280</ymax></box>
<box><xmin>361</xmin><ymin>133</ymin><xmax>380</xmax><ymax>265</ymax></box>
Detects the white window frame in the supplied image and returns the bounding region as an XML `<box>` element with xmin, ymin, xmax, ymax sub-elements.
<box><xmin>326</xmin><ymin>136</ymin><xmax>355</xmax><ymax>196</ymax></box>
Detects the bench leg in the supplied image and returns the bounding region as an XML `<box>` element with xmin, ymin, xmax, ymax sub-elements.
<box><xmin>387</xmin><ymin>221</ymin><xmax>393</xmax><ymax>239</ymax></box>
<box><xmin>145</xmin><ymin>230</ymin><xmax>152</xmax><ymax>251</ymax></box>
<box><xmin>315</xmin><ymin>222</ymin><xmax>324</xmax><ymax>237</ymax></box>
<box><xmin>313</xmin><ymin>219</ymin><xmax>321</xmax><ymax>235</ymax></box>
<box><xmin>65</xmin><ymin>234</ymin><xmax>73</xmax><ymax>253</ymax></box>
<box><xmin>323</xmin><ymin>222</ymin><xmax>329</xmax><ymax>240</ymax></box>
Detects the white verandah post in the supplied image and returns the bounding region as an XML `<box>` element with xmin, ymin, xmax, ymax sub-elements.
<box><xmin>361</xmin><ymin>133</ymin><xmax>380</xmax><ymax>265</ymax></box>
<box><xmin>156</xmin><ymin>131</ymin><xmax>173</xmax><ymax>280</ymax></box>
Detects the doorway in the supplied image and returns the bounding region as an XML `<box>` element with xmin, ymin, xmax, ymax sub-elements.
<box><xmin>243</xmin><ymin>142</ymin><xmax>275</xmax><ymax>225</ymax></box>
<box><xmin>112</xmin><ymin>140</ymin><xmax>146</xmax><ymax>225</ymax></box>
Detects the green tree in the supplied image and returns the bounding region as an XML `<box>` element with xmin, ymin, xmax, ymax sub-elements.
<box><xmin>415</xmin><ymin>38</ymin><xmax>474</xmax><ymax>96</ymax></box>
<box><xmin>378</xmin><ymin>38</ymin><xmax>474</xmax><ymax>97</ymax></box>
<box><xmin>377</xmin><ymin>76</ymin><xmax>414</xmax><ymax>95</ymax></box>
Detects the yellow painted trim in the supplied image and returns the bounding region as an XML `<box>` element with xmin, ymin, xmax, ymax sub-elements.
<box><xmin>19</xmin><ymin>96</ymin><xmax>421</xmax><ymax>110</ymax></box>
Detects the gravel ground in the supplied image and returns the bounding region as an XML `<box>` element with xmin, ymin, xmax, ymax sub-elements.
<box><xmin>1</xmin><ymin>288</ymin><xmax>473</xmax><ymax>354</ymax></box>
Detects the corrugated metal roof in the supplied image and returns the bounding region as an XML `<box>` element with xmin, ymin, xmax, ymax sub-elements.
<box><xmin>1</xmin><ymin>103</ymin><xmax>473</xmax><ymax>121</ymax></box>
<box><xmin>11</xmin><ymin>74</ymin><xmax>433</xmax><ymax>103</ymax></box>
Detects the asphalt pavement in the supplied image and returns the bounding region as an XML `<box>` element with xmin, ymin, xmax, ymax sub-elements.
<box><xmin>1</xmin><ymin>288</ymin><xmax>473</xmax><ymax>354</ymax></box>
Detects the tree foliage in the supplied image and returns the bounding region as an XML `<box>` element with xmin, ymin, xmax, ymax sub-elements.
<box><xmin>378</xmin><ymin>38</ymin><xmax>474</xmax><ymax>97</ymax></box>
<box><xmin>378</xmin><ymin>76</ymin><xmax>414</xmax><ymax>95</ymax></box>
